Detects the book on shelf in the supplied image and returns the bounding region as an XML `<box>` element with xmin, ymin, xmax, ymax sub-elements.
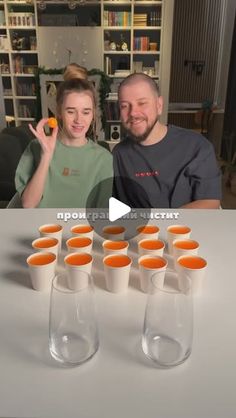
<box><xmin>142</xmin><ymin>66</ymin><xmax>155</xmax><ymax>76</ymax></box>
<box><xmin>133</xmin><ymin>37</ymin><xmax>150</xmax><ymax>51</ymax></box>
<box><xmin>104</xmin><ymin>11</ymin><xmax>131</xmax><ymax>27</ymax></box>
<box><xmin>154</xmin><ymin>60</ymin><xmax>160</xmax><ymax>75</ymax></box>
<box><xmin>107</xmin><ymin>92</ymin><xmax>118</xmax><ymax>100</ymax></box>
<box><xmin>0</xmin><ymin>10</ymin><xmax>5</xmax><ymax>26</ymax></box>
<box><xmin>114</xmin><ymin>69</ymin><xmax>131</xmax><ymax>77</ymax></box>
<box><xmin>0</xmin><ymin>35</ymin><xmax>10</xmax><ymax>51</ymax></box>
<box><xmin>105</xmin><ymin>100</ymin><xmax>120</xmax><ymax>120</ymax></box>
<box><xmin>13</xmin><ymin>56</ymin><xmax>24</xmax><ymax>73</ymax></box>
<box><xmin>149</xmin><ymin>11</ymin><xmax>162</xmax><ymax>27</ymax></box>
<box><xmin>133</xmin><ymin>61</ymin><xmax>143</xmax><ymax>72</ymax></box>
<box><xmin>15</xmin><ymin>80</ymin><xmax>36</xmax><ymax>96</ymax></box>
<box><xmin>133</xmin><ymin>14</ymin><xmax>147</xmax><ymax>26</ymax></box>
<box><xmin>18</xmin><ymin>104</ymin><xmax>32</xmax><ymax>118</ymax></box>
<box><xmin>133</xmin><ymin>61</ymin><xmax>159</xmax><ymax>77</ymax></box>
<box><xmin>8</xmin><ymin>13</ymin><xmax>35</xmax><ymax>27</ymax></box>
<box><xmin>0</xmin><ymin>61</ymin><xmax>10</xmax><ymax>74</ymax></box>
<box><xmin>3</xmin><ymin>88</ymin><xmax>13</xmax><ymax>96</ymax></box>
<box><xmin>105</xmin><ymin>56</ymin><xmax>112</xmax><ymax>75</ymax></box>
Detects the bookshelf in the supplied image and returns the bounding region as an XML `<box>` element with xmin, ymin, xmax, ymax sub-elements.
<box><xmin>102</xmin><ymin>0</ymin><xmax>162</xmax><ymax>79</ymax></box>
<box><xmin>0</xmin><ymin>0</ymin><xmax>38</xmax><ymax>126</ymax></box>
<box><xmin>0</xmin><ymin>0</ymin><xmax>172</xmax><ymax>133</ymax></box>
<box><xmin>102</xmin><ymin>0</ymin><xmax>163</xmax><ymax>141</ymax></box>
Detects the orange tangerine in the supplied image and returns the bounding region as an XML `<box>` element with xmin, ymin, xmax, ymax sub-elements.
<box><xmin>47</xmin><ymin>117</ymin><xmax>58</xmax><ymax>128</ymax></box>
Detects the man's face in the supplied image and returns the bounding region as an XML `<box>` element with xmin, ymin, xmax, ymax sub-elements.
<box><xmin>119</xmin><ymin>81</ymin><xmax>163</xmax><ymax>143</ymax></box>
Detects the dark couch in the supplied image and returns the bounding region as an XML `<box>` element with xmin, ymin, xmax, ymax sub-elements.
<box><xmin>0</xmin><ymin>125</ymin><xmax>35</xmax><ymax>206</ymax></box>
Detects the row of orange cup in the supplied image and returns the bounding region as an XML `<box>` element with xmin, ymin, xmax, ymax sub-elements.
<box><xmin>25</xmin><ymin>222</ymin><xmax>129</xmax><ymax>292</ymax></box>
<box><xmin>103</xmin><ymin>226</ymin><xmax>164</xmax><ymax>293</ymax></box>
<box><xmin>26</xmin><ymin>223</ymin><xmax>207</xmax><ymax>294</ymax></box>
<box><xmin>25</xmin><ymin>222</ymin><xmax>152</xmax><ymax>292</ymax></box>
<box><xmin>102</xmin><ymin>224</ymin><xmax>208</xmax><ymax>294</ymax></box>
<box><xmin>26</xmin><ymin>223</ymin><xmax>93</xmax><ymax>291</ymax></box>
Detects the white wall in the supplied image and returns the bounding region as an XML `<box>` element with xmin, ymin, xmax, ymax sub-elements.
<box><xmin>37</xmin><ymin>27</ymin><xmax>103</xmax><ymax>70</ymax></box>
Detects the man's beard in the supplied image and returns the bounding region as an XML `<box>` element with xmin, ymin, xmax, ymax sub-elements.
<box><xmin>125</xmin><ymin>115</ymin><xmax>159</xmax><ymax>143</ymax></box>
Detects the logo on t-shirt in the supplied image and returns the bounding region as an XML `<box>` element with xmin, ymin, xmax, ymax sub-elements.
<box><xmin>62</xmin><ymin>167</ymin><xmax>80</xmax><ymax>176</ymax></box>
<box><xmin>135</xmin><ymin>170</ymin><xmax>159</xmax><ymax>178</ymax></box>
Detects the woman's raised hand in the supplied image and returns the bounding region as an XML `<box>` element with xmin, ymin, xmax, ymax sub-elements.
<box><xmin>29</xmin><ymin>118</ymin><xmax>58</xmax><ymax>159</ymax></box>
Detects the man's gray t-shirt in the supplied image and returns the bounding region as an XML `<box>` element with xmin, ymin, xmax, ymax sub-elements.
<box><xmin>112</xmin><ymin>125</ymin><xmax>221</xmax><ymax>208</ymax></box>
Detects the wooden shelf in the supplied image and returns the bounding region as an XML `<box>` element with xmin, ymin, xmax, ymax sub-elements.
<box><xmin>104</xmin><ymin>26</ymin><xmax>132</xmax><ymax>30</ymax></box>
<box><xmin>104</xmin><ymin>50</ymin><xmax>131</xmax><ymax>54</ymax></box>
<box><xmin>11</xmin><ymin>50</ymin><xmax>38</xmax><ymax>54</ymax></box>
<box><xmin>15</xmin><ymin>95</ymin><xmax>36</xmax><ymax>99</ymax></box>
<box><xmin>13</xmin><ymin>73</ymin><xmax>36</xmax><ymax>77</ymax></box>
<box><xmin>17</xmin><ymin>117</ymin><xmax>35</xmax><ymax>121</ymax></box>
<box><xmin>133</xmin><ymin>26</ymin><xmax>161</xmax><ymax>30</ymax></box>
<box><xmin>8</xmin><ymin>26</ymin><xmax>36</xmax><ymax>30</ymax></box>
<box><xmin>133</xmin><ymin>50</ymin><xmax>160</xmax><ymax>54</ymax></box>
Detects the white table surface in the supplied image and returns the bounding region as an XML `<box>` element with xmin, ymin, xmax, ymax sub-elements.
<box><xmin>0</xmin><ymin>209</ymin><xmax>235</xmax><ymax>418</ymax></box>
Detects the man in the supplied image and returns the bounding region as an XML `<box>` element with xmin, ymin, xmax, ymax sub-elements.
<box><xmin>112</xmin><ymin>73</ymin><xmax>221</xmax><ymax>208</ymax></box>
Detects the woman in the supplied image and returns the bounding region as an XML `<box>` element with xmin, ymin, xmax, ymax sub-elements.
<box><xmin>15</xmin><ymin>65</ymin><xmax>113</xmax><ymax>208</ymax></box>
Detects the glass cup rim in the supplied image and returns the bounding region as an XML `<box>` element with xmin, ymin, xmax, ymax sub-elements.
<box><xmin>151</xmin><ymin>270</ymin><xmax>191</xmax><ymax>294</ymax></box>
<box><xmin>52</xmin><ymin>273</ymin><xmax>93</xmax><ymax>294</ymax></box>
<box><xmin>51</xmin><ymin>270</ymin><xmax>93</xmax><ymax>294</ymax></box>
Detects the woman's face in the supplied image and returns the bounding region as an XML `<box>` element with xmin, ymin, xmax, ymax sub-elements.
<box><xmin>60</xmin><ymin>91</ymin><xmax>94</xmax><ymax>141</ymax></box>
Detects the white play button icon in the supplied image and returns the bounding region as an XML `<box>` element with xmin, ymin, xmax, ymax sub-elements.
<box><xmin>109</xmin><ymin>197</ymin><xmax>131</xmax><ymax>222</ymax></box>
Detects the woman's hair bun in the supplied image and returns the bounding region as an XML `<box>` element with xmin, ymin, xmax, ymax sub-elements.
<box><xmin>63</xmin><ymin>63</ymin><xmax>88</xmax><ymax>81</ymax></box>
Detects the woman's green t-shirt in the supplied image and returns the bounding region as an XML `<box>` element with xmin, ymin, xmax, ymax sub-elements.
<box><xmin>15</xmin><ymin>139</ymin><xmax>113</xmax><ymax>208</ymax></box>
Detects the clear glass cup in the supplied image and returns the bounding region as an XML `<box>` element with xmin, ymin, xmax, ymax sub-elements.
<box><xmin>49</xmin><ymin>273</ymin><xmax>99</xmax><ymax>366</ymax></box>
<box><xmin>142</xmin><ymin>270</ymin><xmax>193</xmax><ymax>367</ymax></box>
